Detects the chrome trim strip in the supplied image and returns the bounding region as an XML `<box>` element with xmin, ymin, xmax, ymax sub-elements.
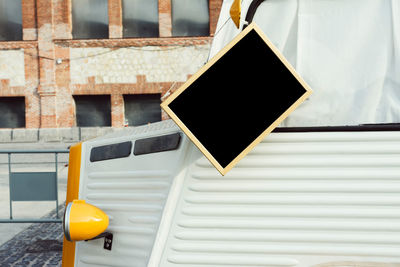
<box><xmin>64</xmin><ymin>202</ymin><xmax>73</xmax><ymax>241</ymax></box>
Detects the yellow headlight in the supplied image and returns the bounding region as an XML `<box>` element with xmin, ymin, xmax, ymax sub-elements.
<box><xmin>63</xmin><ymin>199</ymin><xmax>109</xmax><ymax>242</ymax></box>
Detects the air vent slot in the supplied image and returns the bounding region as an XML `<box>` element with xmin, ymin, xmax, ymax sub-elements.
<box><xmin>134</xmin><ymin>133</ymin><xmax>181</xmax><ymax>155</ymax></box>
<box><xmin>90</xmin><ymin>141</ymin><xmax>132</xmax><ymax>162</ymax></box>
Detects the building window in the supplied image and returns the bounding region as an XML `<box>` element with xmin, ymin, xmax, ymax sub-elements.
<box><xmin>171</xmin><ymin>0</ymin><xmax>209</xmax><ymax>37</ymax></box>
<box><xmin>74</xmin><ymin>95</ymin><xmax>111</xmax><ymax>127</ymax></box>
<box><xmin>0</xmin><ymin>0</ymin><xmax>22</xmax><ymax>41</ymax></box>
<box><xmin>124</xmin><ymin>94</ymin><xmax>161</xmax><ymax>126</ymax></box>
<box><xmin>72</xmin><ymin>0</ymin><xmax>109</xmax><ymax>39</ymax></box>
<box><xmin>122</xmin><ymin>0</ymin><xmax>159</xmax><ymax>38</ymax></box>
<box><xmin>0</xmin><ymin>97</ymin><xmax>25</xmax><ymax>128</ymax></box>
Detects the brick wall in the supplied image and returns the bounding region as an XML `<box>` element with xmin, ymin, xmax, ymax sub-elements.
<box><xmin>0</xmin><ymin>0</ymin><xmax>222</xmax><ymax>129</ymax></box>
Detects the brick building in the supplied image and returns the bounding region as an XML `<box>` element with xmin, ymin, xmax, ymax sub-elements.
<box><xmin>0</xmin><ymin>0</ymin><xmax>222</xmax><ymax>131</ymax></box>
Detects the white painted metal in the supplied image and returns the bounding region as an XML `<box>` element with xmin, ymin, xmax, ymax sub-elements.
<box><xmin>74</xmin><ymin>121</ymin><xmax>190</xmax><ymax>267</ymax></box>
<box><xmin>151</xmin><ymin>130</ymin><xmax>400</xmax><ymax>267</ymax></box>
<box><xmin>73</xmin><ymin>121</ymin><xmax>400</xmax><ymax>267</ymax></box>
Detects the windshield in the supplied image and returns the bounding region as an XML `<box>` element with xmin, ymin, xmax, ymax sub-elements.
<box><xmin>210</xmin><ymin>0</ymin><xmax>400</xmax><ymax>128</ymax></box>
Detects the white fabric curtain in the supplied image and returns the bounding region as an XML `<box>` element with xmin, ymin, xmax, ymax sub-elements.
<box><xmin>210</xmin><ymin>0</ymin><xmax>400</xmax><ymax>127</ymax></box>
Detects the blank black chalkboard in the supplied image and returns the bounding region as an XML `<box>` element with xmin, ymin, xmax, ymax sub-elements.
<box><xmin>161</xmin><ymin>22</ymin><xmax>312</xmax><ymax>175</ymax></box>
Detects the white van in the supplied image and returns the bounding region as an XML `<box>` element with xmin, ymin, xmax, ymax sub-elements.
<box><xmin>62</xmin><ymin>1</ymin><xmax>400</xmax><ymax>266</ymax></box>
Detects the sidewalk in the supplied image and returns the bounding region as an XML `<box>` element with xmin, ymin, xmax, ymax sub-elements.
<box><xmin>0</xmin><ymin>205</ymin><xmax>64</xmax><ymax>267</ymax></box>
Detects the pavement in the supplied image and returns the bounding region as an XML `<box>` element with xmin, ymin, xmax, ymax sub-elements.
<box><xmin>0</xmin><ymin>205</ymin><xmax>64</xmax><ymax>267</ymax></box>
<box><xmin>0</xmin><ymin>142</ymin><xmax>74</xmax><ymax>266</ymax></box>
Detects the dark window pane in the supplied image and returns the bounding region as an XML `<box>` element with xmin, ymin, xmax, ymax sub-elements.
<box><xmin>122</xmin><ymin>0</ymin><xmax>159</xmax><ymax>38</ymax></box>
<box><xmin>172</xmin><ymin>0</ymin><xmax>209</xmax><ymax>37</ymax></box>
<box><xmin>74</xmin><ymin>95</ymin><xmax>111</xmax><ymax>127</ymax></box>
<box><xmin>0</xmin><ymin>97</ymin><xmax>25</xmax><ymax>128</ymax></box>
<box><xmin>0</xmin><ymin>0</ymin><xmax>22</xmax><ymax>41</ymax></box>
<box><xmin>72</xmin><ymin>0</ymin><xmax>109</xmax><ymax>39</ymax></box>
<box><xmin>90</xmin><ymin>141</ymin><xmax>132</xmax><ymax>162</ymax></box>
<box><xmin>124</xmin><ymin>94</ymin><xmax>161</xmax><ymax>126</ymax></box>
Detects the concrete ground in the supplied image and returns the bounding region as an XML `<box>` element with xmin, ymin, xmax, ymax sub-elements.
<box><xmin>0</xmin><ymin>142</ymin><xmax>74</xmax><ymax>246</ymax></box>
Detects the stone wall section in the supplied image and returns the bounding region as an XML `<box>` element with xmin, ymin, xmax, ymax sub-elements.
<box><xmin>69</xmin><ymin>45</ymin><xmax>210</xmax><ymax>84</ymax></box>
<box><xmin>0</xmin><ymin>50</ymin><xmax>26</xmax><ymax>87</ymax></box>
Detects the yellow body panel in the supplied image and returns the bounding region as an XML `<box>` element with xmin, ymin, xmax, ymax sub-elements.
<box><xmin>62</xmin><ymin>143</ymin><xmax>82</xmax><ymax>267</ymax></box>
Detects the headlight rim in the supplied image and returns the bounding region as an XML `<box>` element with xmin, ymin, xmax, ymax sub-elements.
<box><xmin>63</xmin><ymin>202</ymin><xmax>73</xmax><ymax>241</ymax></box>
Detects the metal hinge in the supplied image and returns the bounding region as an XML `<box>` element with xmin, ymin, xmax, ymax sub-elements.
<box><xmin>85</xmin><ymin>232</ymin><xmax>113</xmax><ymax>251</ymax></box>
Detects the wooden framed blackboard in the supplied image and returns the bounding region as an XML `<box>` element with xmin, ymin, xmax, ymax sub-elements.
<box><xmin>161</xmin><ymin>22</ymin><xmax>312</xmax><ymax>175</ymax></box>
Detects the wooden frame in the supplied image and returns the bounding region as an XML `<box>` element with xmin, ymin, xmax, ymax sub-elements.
<box><xmin>161</xmin><ymin>22</ymin><xmax>313</xmax><ymax>175</ymax></box>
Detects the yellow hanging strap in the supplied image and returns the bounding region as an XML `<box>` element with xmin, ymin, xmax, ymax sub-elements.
<box><xmin>230</xmin><ymin>0</ymin><xmax>241</xmax><ymax>29</ymax></box>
